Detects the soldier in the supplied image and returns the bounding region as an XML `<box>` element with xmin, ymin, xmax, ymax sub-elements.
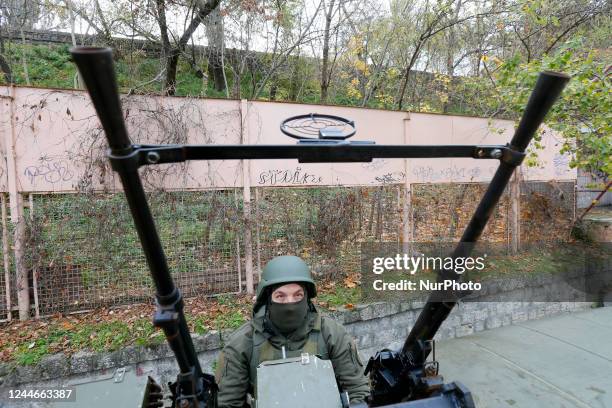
<box><xmin>215</xmin><ymin>255</ymin><xmax>370</xmax><ymax>407</ymax></box>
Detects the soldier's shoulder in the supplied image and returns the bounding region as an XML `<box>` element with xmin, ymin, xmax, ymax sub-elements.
<box><xmin>224</xmin><ymin>319</ymin><xmax>254</xmax><ymax>347</ymax></box>
<box><xmin>320</xmin><ymin>314</ymin><xmax>349</xmax><ymax>336</ymax></box>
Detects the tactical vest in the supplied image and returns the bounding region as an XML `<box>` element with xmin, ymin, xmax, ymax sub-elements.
<box><xmin>248</xmin><ymin>315</ymin><xmax>331</xmax><ymax>393</ymax></box>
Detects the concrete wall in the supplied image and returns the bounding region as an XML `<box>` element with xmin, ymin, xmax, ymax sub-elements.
<box><xmin>0</xmin><ymin>86</ymin><xmax>575</xmax><ymax>194</ymax></box>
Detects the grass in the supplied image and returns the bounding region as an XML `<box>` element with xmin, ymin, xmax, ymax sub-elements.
<box><xmin>0</xmin><ymin>295</ymin><xmax>253</xmax><ymax>367</ymax></box>
<box><xmin>0</xmin><ymin>42</ymin><xmax>479</xmax><ymax>113</ymax></box>
<box><xmin>317</xmin><ymin>285</ymin><xmax>361</xmax><ymax>308</ymax></box>
<box><xmin>0</xmin><ymin>43</ymin><xmax>322</xmax><ymax>101</ymax></box>
<box><xmin>7</xmin><ymin>318</ymin><xmax>165</xmax><ymax>366</ymax></box>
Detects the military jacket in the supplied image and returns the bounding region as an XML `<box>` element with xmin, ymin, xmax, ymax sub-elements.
<box><xmin>215</xmin><ymin>304</ymin><xmax>370</xmax><ymax>407</ymax></box>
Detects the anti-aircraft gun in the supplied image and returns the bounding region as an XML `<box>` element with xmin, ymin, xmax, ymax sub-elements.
<box><xmin>69</xmin><ymin>46</ymin><xmax>568</xmax><ymax>408</ymax></box>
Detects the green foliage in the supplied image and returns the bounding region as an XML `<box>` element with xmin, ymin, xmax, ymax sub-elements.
<box><xmin>2</xmin><ymin>44</ymin><xmax>77</xmax><ymax>87</ymax></box>
<box><xmin>213</xmin><ymin>310</ymin><xmax>246</xmax><ymax>330</ymax></box>
<box><xmin>494</xmin><ymin>39</ymin><xmax>611</xmax><ymax>177</ymax></box>
<box><xmin>10</xmin><ymin>319</ymin><xmax>159</xmax><ymax>366</ymax></box>
<box><xmin>26</xmin><ymin>191</ymin><xmax>242</xmax><ymax>292</ymax></box>
<box><xmin>14</xmin><ymin>339</ymin><xmax>51</xmax><ymax>366</ymax></box>
<box><xmin>211</xmin><ymin>295</ymin><xmax>247</xmax><ymax>330</ymax></box>
<box><xmin>317</xmin><ymin>286</ymin><xmax>361</xmax><ymax>307</ymax></box>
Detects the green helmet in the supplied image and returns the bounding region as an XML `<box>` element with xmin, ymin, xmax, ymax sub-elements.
<box><xmin>255</xmin><ymin>255</ymin><xmax>316</xmax><ymax>309</ymax></box>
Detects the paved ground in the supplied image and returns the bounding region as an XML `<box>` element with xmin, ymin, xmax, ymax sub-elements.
<box><xmin>438</xmin><ymin>307</ymin><xmax>612</xmax><ymax>408</ymax></box>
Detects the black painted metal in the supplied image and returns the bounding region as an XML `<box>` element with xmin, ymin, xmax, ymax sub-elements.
<box><xmin>105</xmin><ymin>144</ymin><xmax>523</xmax><ymax>168</ymax></box>
<box><xmin>70</xmin><ymin>47</ymin><xmax>215</xmax><ymax>408</ymax></box>
<box><xmin>366</xmin><ymin>71</ymin><xmax>569</xmax><ymax>407</ymax></box>
<box><xmin>401</xmin><ymin>70</ymin><xmax>570</xmax><ymax>363</ymax></box>
<box><xmin>280</xmin><ymin>113</ymin><xmax>356</xmax><ymax>140</ymax></box>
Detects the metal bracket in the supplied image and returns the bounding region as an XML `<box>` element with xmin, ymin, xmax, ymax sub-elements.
<box><xmin>107</xmin><ymin>144</ymin><xmax>185</xmax><ymax>172</ymax></box>
<box><xmin>500</xmin><ymin>144</ymin><xmax>526</xmax><ymax>166</ymax></box>
<box><xmin>114</xmin><ymin>367</ymin><xmax>127</xmax><ymax>383</ymax></box>
<box><xmin>474</xmin><ymin>145</ymin><xmax>525</xmax><ymax>165</ymax></box>
<box><xmin>153</xmin><ymin>287</ymin><xmax>183</xmax><ymax>330</ymax></box>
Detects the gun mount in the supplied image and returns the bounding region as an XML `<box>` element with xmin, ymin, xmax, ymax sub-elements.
<box><xmin>70</xmin><ymin>46</ymin><xmax>568</xmax><ymax>408</ymax></box>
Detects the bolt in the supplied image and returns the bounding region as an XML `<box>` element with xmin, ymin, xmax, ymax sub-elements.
<box><xmin>178</xmin><ymin>399</ymin><xmax>190</xmax><ymax>408</ymax></box>
<box><xmin>146</xmin><ymin>151</ymin><xmax>160</xmax><ymax>164</ymax></box>
<box><xmin>477</xmin><ymin>149</ymin><xmax>486</xmax><ymax>158</ymax></box>
<box><xmin>491</xmin><ymin>149</ymin><xmax>503</xmax><ymax>159</ymax></box>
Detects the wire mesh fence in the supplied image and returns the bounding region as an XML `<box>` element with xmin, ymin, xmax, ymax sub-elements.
<box><xmin>520</xmin><ymin>181</ymin><xmax>576</xmax><ymax>244</ymax></box>
<box><xmin>254</xmin><ymin>186</ymin><xmax>403</xmax><ymax>282</ymax></box>
<box><xmin>412</xmin><ymin>183</ymin><xmax>510</xmax><ymax>242</ymax></box>
<box><xmin>24</xmin><ymin>190</ymin><xmax>243</xmax><ymax>316</ymax></box>
<box><xmin>0</xmin><ymin>180</ymin><xmax>577</xmax><ymax>319</ymax></box>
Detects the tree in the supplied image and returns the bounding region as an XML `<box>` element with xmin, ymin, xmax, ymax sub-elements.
<box><xmin>508</xmin><ymin>0</ymin><xmax>607</xmax><ymax>63</ymax></box>
<box><xmin>393</xmin><ymin>0</ymin><xmax>461</xmax><ymax>110</ymax></box>
<box><xmin>251</xmin><ymin>0</ymin><xmax>324</xmax><ymax>99</ymax></box>
<box><xmin>319</xmin><ymin>0</ymin><xmax>337</xmax><ymax>103</ymax></box>
<box><xmin>155</xmin><ymin>0</ymin><xmax>221</xmax><ymax>95</ymax></box>
<box><xmin>494</xmin><ymin>39</ymin><xmax>611</xmax><ymax>178</ymax></box>
<box><xmin>205</xmin><ymin>5</ymin><xmax>226</xmax><ymax>93</ymax></box>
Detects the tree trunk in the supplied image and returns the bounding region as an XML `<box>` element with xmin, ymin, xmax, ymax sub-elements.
<box><xmin>320</xmin><ymin>0</ymin><xmax>336</xmax><ymax>103</ymax></box>
<box><xmin>289</xmin><ymin>57</ymin><xmax>300</xmax><ymax>101</ymax></box>
<box><xmin>0</xmin><ymin>54</ymin><xmax>12</xmax><ymax>84</ymax></box>
<box><xmin>205</xmin><ymin>7</ymin><xmax>226</xmax><ymax>92</ymax></box>
<box><xmin>164</xmin><ymin>50</ymin><xmax>180</xmax><ymax>95</ymax></box>
<box><xmin>269</xmin><ymin>74</ymin><xmax>278</xmax><ymax>100</ymax></box>
<box><xmin>395</xmin><ymin>42</ymin><xmax>423</xmax><ymax>110</ymax></box>
<box><xmin>157</xmin><ymin>0</ymin><xmax>221</xmax><ymax>95</ymax></box>
<box><xmin>207</xmin><ymin>52</ymin><xmax>225</xmax><ymax>92</ymax></box>
<box><xmin>232</xmin><ymin>70</ymin><xmax>241</xmax><ymax>98</ymax></box>
<box><xmin>0</xmin><ymin>37</ymin><xmax>12</xmax><ymax>83</ymax></box>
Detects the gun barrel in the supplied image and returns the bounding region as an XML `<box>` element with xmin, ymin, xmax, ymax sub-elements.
<box><xmin>70</xmin><ymin>46</ymin><xmax>205</xmax><ymax>382</ymax></box>
<box><xmin>70</xmin><ymin>46</ymin><xmax>176</xmax><ymax>294</ymax></box>
<box><xmin>401</xmin><ymin>70</ymin><xmax>569</xmax><ymax>360</ymax></box>
<box><xmin>511</xmin><ymin>71</ymin><xmax>570</xmax><ymax>151</ymax></box>
<box><xmin>70</xmin><ymin>47</ymin><xmax>130</xmax><ymax>150</ymax></box>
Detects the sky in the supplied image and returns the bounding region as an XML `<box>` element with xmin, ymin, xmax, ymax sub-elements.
<box><xmin>46</xmin><ymin>0</ymin><xmax>391</xmax><ymax>56</ymax></box>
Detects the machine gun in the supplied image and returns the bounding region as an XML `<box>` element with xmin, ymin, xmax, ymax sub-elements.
<box><xmin>70</xmin><ymin>46</ymin><xmax>568</xmax><ymax>408</ymax></box>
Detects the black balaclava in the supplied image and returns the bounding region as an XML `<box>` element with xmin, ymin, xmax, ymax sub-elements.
<box><xmin>266</xmin><ymin>284</ymin><xmax>309</xmax><ymax>336</ymax></box>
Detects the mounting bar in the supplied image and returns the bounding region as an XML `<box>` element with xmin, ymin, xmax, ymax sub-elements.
<box><xmin>108</xmin><ymin>143</ymin><xmax>525</xmax><ymax>170</ymax></box>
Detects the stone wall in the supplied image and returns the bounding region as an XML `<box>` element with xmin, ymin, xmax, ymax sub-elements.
<box><xmin>0</xmin><ymin>292</ymin><xmax>596</xmax><ymax>392</ymax></box>
<box><xmin>5</xmin><ymin>260</ymin><xmax>612</xmax><ymax>397</ymax></box>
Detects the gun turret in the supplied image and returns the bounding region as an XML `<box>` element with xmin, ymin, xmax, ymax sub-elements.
<box><xmin>71</xmin><ymin>45</ymin><xmax>568</xmax><ymax>408</ymax></box>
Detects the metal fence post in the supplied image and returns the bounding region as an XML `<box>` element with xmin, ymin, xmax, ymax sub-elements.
<box><xmin>28</xmin><ymin>193</ymin><xmax>40</xmax><ymax>318</ymax></box>
<box><xmin>241</xmin><ymin>99</ymin><xmax>254</xmax><ymax>294</ymax></box>
<box><xmin>1</xmin><ymin>194</ymin><xmax>11</xmax><ymax>321</ymax></box>
<box><xmin>510</xmin><ymin>167</ymin><xmax>522</xmax><ymax>253</ymax></box>
<box><xmin>5</xmin><ymin>86</ymin><xmax>29</xmax><ymax>320</ymax></box>
<box><xmin>402</xmin><ymin>113</ymin><xmax>413</xmax><ymax>248</ymax></box>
